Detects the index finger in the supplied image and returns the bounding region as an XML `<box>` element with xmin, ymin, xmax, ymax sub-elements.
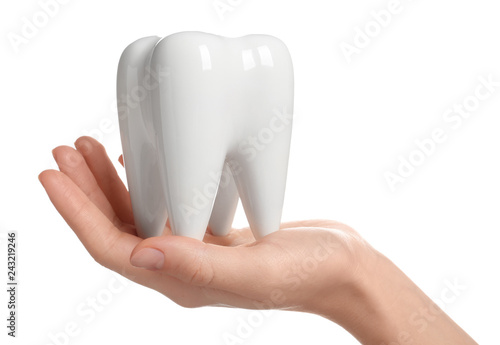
<box><xmin>39</xmin><ymin>169</ymin><xmax>138</xmax><ymax>272</ymax></box>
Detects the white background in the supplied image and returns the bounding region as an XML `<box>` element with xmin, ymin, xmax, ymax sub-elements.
<box><xmin>1</xmin><ymin>0</ymin><xmax>499</xmax><ymax>344</ymax></box>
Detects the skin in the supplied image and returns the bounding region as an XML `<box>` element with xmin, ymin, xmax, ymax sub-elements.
<box><xmin>39</xmin><ymin>136</ymin><xmax>477</xmax><ymax>344</ymax></box>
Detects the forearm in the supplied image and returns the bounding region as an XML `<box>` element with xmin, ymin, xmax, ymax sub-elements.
<box><xmin>315</xmin><ymin>253</ymin><xmax>477</xmax><ymax>344</ymax></box>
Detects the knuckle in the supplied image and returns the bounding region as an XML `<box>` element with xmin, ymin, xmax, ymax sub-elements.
<box><xmin>89</xmin><ymin>225</ymin><xmax>121</xmax><ymax>270</ymax></box>
<box><xmin>185</xmin><ymin>247</ymin><xmax>215</xmax><ymax>287</ymax></box>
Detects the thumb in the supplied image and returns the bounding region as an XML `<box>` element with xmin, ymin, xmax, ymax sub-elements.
<box><xmin>130</xmin><ymin>236</ymin><xmax>268</xmax><ymax>292</ymax></box>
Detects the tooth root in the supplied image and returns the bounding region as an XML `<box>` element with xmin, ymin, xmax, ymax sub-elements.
<box><xmin>117</xmin><ymin>36</ymin><xmax>168</xmax><ymax>238</ymax></box>
<box><xmin>151</xmin><ymin>37</ymin><xmax>237</xmax><ymax>240</ymax></box>
<box><xmin>157</xmin><ymin>137</ymin><xmax>227</xmax><ymax>240</ymax></box>
<box><xmin>208</xmin><ymin>163</ymin><xmax>239</xmax><ymax>237</ymax></box>
<box><xmin>234</xmin><ymin>128</ymin><xmax>292</xmax><ymax>239</ymax></box>
<box><xmin>159</xmin><ymin>140</ymin><xmax>227</xmax><ymax>240</ymax></box>
<box><xmin>232</xmin><ymin>39</ymin><xmax>294</xmax><ymax>239</ymax></box>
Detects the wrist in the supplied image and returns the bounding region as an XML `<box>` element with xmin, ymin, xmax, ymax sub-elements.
<box><xmin>312</xmin><ymin>249</ymin><xmax>477</xmax><ymax>344</ymax></box>
<box><xmin>335</xmin><ymin>253</ymin><xmax>421</xmax><ymax>344</ymax></box>
<box><xmin>309</xmin><ymin>247</ymin><xmax>401</xmax><ymax>343</ymax></box>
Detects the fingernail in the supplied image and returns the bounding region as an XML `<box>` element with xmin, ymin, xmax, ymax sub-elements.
<box><xmin>75</xmin><ymin>138</ymin><xmax>92</xmax><ymax>155</ymax></box>
<box><xmin>130</xmin><ymin>248</ymin><xmax>164</xmax><ymax>270</ymax></box>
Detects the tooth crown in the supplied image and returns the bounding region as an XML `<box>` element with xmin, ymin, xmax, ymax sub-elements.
<box><xmin>118</xmin><ymin>32</ymin><xmax>294</xmax><ymax>240</ymax></box>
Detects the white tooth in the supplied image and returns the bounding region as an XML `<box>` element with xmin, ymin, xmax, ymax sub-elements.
<box><xmin>117</xmin><ymin>36</ymin><xmax>168</xmax><ymax>238</ymax></box>
<box><xmin>208</xmin><ymin>163</ymin><xmax>239</xmax><ymax>237</ymax></box>
<box><xmin>119</xmin><ymin>32</ymin><xmax>293</xmax><ymax>240</ymax></box>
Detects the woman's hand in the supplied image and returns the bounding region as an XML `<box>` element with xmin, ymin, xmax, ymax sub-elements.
<box><xmin>39</xmin><ymin>136</ymin><xmax>477</xmax><ymax>344</ymax></box>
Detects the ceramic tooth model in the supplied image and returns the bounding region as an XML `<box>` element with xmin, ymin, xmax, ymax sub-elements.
<box><xmin>117</xmin><ymin>32</ymin><xmax>294</xmax><ymax>240</ymax></box>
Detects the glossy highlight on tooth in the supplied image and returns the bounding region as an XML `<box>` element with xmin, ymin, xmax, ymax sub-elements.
<box><xmin>117</xmin><ymin>31</ymin><xmax>294</xmax><ymax>240</ymax></box>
